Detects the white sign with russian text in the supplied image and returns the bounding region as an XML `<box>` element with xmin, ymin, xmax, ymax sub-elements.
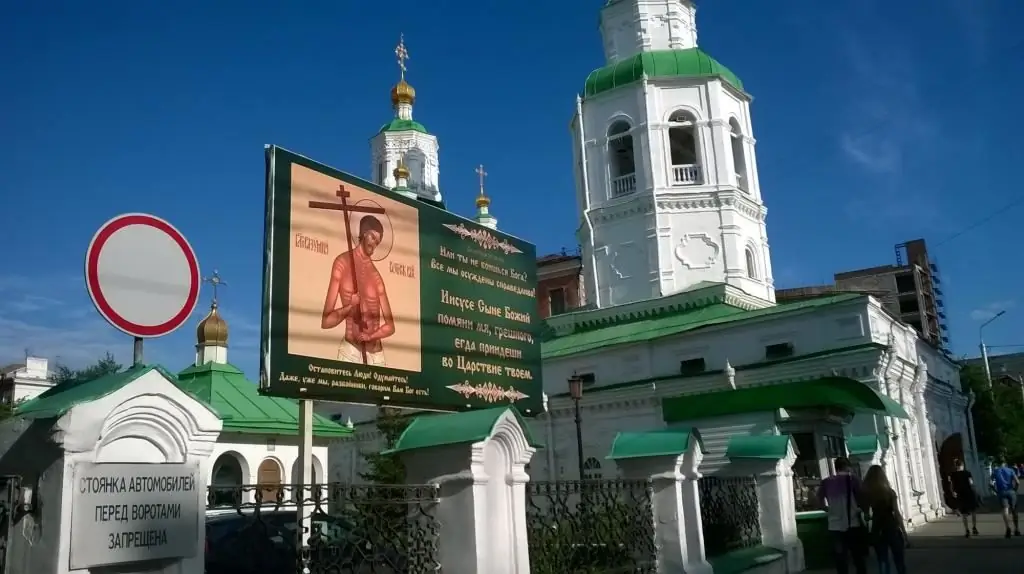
<box><xmin>69</xmin><ymin>462</ymin><xmax>201</xmax><ymax>569</ymax></box>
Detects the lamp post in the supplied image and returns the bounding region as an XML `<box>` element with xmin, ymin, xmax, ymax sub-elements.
<box><xmin>568</xmin><ymin>374</ymin><xmax>586</xmax><ymax>481</ymax></box>
<box><xmin>979</xmin><ymin>310</ymin><xmax>1006</xmax><ymax>388</ymax></box>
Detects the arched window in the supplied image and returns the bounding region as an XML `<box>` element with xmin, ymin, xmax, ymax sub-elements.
<box><xmin>729</xmin><ymin>118</ymin><xmax>749</xmax><ymax>192</ymax></box>
<box><xmin>607</xmin><ymin>120</ymin><xmax>637</xmax><ymax>198</ymax></box>
<box><xmin>668</xmin><ymin>110</ymin><xmax>701</xmax><ymax>185</ymax></box>
<box><xmin>257</xmin><ymin>458</ymin><xmax>283</xmax><ymax>504</ymax></box>
<box><xmin>209</xmin><ymin>452</ymin><xmax>247</xmax><ymax>507</ymax></box>
<box><xmin>582</xmin><ymin>457</ymin><xmax>603</xmax><ymax>480</ymax></box>
<box><xmin>745</xmin><ymin>247</ymin><xmax>758</xmax><ymax>280</ymax></box>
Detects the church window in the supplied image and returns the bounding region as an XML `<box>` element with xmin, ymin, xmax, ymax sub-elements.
<box><xmin>729</xmin><ymin>119</ymin><xmax>749</xmax><ymax>192</ymax></box>
<box><xmin>667</xmin><ymin>110</ymin><xmax>701</xmax><ymax>186</ymax></box>
<box><xmin>582</xmin><ymin>457</ymin><xmax>603</xmax><ymax>480</ymax></box>
<box><xmin>377</xmin><ymin>162</ymin><xmax>385</xmax><ymax>184</ymax></box>
<box><xmin>745</xmin><ymin>247</ymin><xmax>759</xmax><ymax>279</ymax></box>
<box><xmin>765</xmin><ymin>342</ymin><xmax>794</xmax><ymax>360</ymax></box>
<box><xmin>607</xmin><ymin>120</ymin><xmax>637</xmax><ymax>198</ymax></box>
<box><xmin>257</xmin><ymin>458</ymin><xmax>283</xmax><ymax>503</ymax></box>
<box><xmin>679</xmin><ymin>357</ymin><xmax>706</xmax><ymax>375</ymax></box>
<box><xmin>549</xmin><ymin>287</ymin><xmax>567</xmax><ymax>316</ymax></box>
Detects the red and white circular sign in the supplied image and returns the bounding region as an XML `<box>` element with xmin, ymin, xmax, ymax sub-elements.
<box><xmin>85</xmin><ymin>213</ymin><xmax>201</xmax><ymax>338</ymax></box>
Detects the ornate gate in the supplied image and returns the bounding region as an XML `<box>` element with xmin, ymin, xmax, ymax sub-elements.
<box><xmin>0</xmin><ymin>476</ymin><xmax>20</xmax><ymax>574</ymax></box>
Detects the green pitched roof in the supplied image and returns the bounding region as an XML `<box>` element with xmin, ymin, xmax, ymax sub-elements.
<box><xmin>607</xmin><ymin>428</ymin><xmax>703</xmax><ymax>460</ymax></box>
<box><xmin>726</xmin><ymin>435</ymin><xmax>792</xmax><ymax>460</ymax></box>
<box><xmin>15</xmin><ymin>364</ymin><xmax>163</xmax><ymax>419</ymax></box>
<box><xmin>542</xmin><ymin>293</ymin><xmax>864</xmax><ymax>360</ymax></box>
<box><xmin>584</xmin><ymin>49</ymin><xmax>743</xmax><ymax>98</ymax></box>
<box><xmin>661</xmin><ymin>376</ymin><xmax>910</xmax><ymax>423</ymax></box>
<box><xmin>385</xmin><ymin>406</ymin><xmax>541</xmax><ymax>454</ymax></box>
<box><xmin>176</xmin><ymin>363</ymin><xmax>350</xmax><ymax>438</ymax></box>
<box><xmin>378</xmin><ymin>118</ymin><xmax>428</xmax><ymax>134</ymax></box>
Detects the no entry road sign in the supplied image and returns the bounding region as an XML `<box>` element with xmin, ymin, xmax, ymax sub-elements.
<box><xmin>85</xmin><ymin>213</ymin><xmax>200</xmax><ymax>338</ymax></box>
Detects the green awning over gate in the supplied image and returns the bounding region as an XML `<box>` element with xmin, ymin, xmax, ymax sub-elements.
<box><xmin>662</xmin><ymin>376</ymin><xmax>910</xmax><ymax>423</ymax></box>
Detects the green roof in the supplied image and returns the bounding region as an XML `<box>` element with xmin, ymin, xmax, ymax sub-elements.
<box><xmin>661</xmin><ymin>376</ymin><xmax>910</xmax><ymax>423</ymax></box>
<box><xmin>607</xmin><ymin>428</ymin><xmax>702</xmax><ymax>460</ymax></box>
<box><xmin>726</xmin><ymin>435</ymin><xmax>792</xmax><ymax>460</ymax></box>
<box><xmin>378</xmin><ymin>118</ymin><xmax>428</xmax><ymax>134</ymax></box>
<box><xmin>15</xmin><ymin>364</ymin><xmax>165</xmax><ymax>419</ymax></box>
<box><xmin>542</xmin><ymin>292</ymin><xmax>864</xmax><ymax>360</ymax></box>
<box><xmin>584</xmin><ymin>49</ymin><xmax>743</xmax><ymax>98</ymax></box>
<box><xmin>385</xmin><ymin>406</ymin><xmax>541</xmax><ymax>454</ymax></box>
<box><xmin>176</xmin><ymin>363</ymin><xmax>350</xmax><ymax>437</ymax></box>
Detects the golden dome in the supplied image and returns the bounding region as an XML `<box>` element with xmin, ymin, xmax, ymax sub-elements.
<box><xmin>197</xmin><ymin>303</ymin><xmax>229</xmax><ymax>347</ymax></box>
<box><xmin>391</xmin><ymin>79</ymin><xmax>416</xmax><ymax>107</ymax></box>
<box><xmin>393</xmin><ymin>160</ymin><xmax>410</xmax><ymax>182</ymax></box>
<box><xmin>475</xmin><ymin>191</ymin><xmax>491</xmax><ymax>209</ymax></box>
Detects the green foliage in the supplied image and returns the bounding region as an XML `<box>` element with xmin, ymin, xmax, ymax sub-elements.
<box><xmin>52</xmin><ymin>352</ymin><xmax>122</xmax><ymax>386</ymax></box>
<box><xmin>960</xmin><ymin>363</ymin><xmax>1024</xmax><ymax>461</ymax></box>
<box><xmin>358</xmin><ymin>406</ymin><xmax>412</xmax><ymax>485</ymax></box>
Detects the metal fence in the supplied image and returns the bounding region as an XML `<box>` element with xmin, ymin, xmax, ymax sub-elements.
<box><xmin>698</xmin><ymin>475</ymin><xmax>762</xmax><ymax>558</ymax></box>
<box><xmin>205</xmin><ymin>483</ymin><xmax>440</xmax><ymax>574</ymax></box>
<box><xmin>526</xmin><ymin>479</ymin><xmax>657</xmax><ymax>574</ymax></box>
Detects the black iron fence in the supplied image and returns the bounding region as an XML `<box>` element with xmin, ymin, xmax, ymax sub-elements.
<box><xmin>526</xmin><ymin>479</ymin><xmax>657</xmax><ymax>574</ymax></box>
<box><xmin>698</xmin><ymin>475</ymin><xmax>762</xmax><ymax>558</ymax></box>
<box><xmin>205</xmin><ymin>483</ymin><xmax>440</xmax><ymax>574</ymax></box>
<box><xmin>0</xmin><ymin>477</ymin><xmax>19</xmax><ymax>574</ymax></box>
<box><xmin>793</xmin><ymin>477</ymin><xmax>823</xmax><ymax>512</ymax></box>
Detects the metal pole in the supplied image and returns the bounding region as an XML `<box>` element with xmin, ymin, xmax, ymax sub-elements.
<box><xmin>979</xmin><ymin>310</ymin><xmax>1006</xmax><ymax>387</ymax></box>
<box><xmin>132</xmin><ymin>337</ymin><xmax>144</xmax><ymax>366</ymax></box>
<box><xmin>296</xmin><ymin>399</ymin><xmax>314</xmax><ymax>574</ymax></box>
<box><xmin>574</xmin><ymin>397</ymin><xmax>585</xmax><ymax>480</ymax></box>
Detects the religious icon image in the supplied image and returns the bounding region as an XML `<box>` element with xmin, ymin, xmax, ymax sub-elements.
<box><xmin>285</xmin><ymin>163</ymin><xmax>422</xmax><ymax>373</ymax></box>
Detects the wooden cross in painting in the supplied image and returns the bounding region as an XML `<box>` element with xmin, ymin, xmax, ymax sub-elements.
<box><xmin>309</xmin><ymin>184</ymin><xmax>386</xmax><ymax>365</ymax></box>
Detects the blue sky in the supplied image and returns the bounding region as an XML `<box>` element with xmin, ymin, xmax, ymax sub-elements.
<box><xmin>2</xmin><ymin>0</ymin><xmax>1022</xmax><ymax>376</ymax></box>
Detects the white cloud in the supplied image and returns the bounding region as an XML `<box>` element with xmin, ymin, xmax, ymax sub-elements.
<box><xmin>970</xmin><ymin>300</ymin><xmax>1016</xmax><ymax>322</ymax></box>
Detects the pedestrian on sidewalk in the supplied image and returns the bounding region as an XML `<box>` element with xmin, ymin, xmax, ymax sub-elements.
<box><xmin>862</xmin><ymin>465</ymin><xmax>909</xmax><ymax>574</ymax></box>
<box><xmin>949</xmin><ymin>458</ymin><xmax>980</xmax><ymax>537</ymax></box>
<box><xmin>990</xmin><ymin>459</ymin><xmax>1021</xmax><ymax>539</ymax></box>
<box><xmin>816</xmin><ymin>457</ymin><xmax>868</xmax><ymax>574</ymax></box>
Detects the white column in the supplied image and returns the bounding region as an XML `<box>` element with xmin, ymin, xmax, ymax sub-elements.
<box><xmin>398</xmin><ymin>409</ymin><xmax>535</xmax><ymax>574</ymax></box>
<box><xmin>611</xmin><ymin>432</ymin><xmax>711</xmax><ymax>574</ymax></box>
<box><xmin>754</xmin><ymin>443</ymin><xmax>804</xmax><ymax>573</ymax></box>
<box><xmin>914</xmin><ymin>388</ymin><xmax>942</xmax><ymax>517</ymax></box>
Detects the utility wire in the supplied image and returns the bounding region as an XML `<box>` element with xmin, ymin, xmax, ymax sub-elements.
<box><xmin>933</xmin><ymin>195</ymin><xmax>1024</xmax><ymax>248</ymax></box>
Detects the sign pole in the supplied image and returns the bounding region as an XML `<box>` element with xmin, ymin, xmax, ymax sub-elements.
<box><xmin>296</xmin><ymin>399</ymin><xmax>314</xmax><ymax>572</ymax></box>
<box><xmin>133</xmin><ymin>336</ymin><xmax>144</xmax><ymax>366</ymax></box>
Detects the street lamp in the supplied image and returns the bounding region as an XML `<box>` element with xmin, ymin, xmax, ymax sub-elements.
<box><xmin>979</xmin><ymin>310</ymin><xmax>1007</xmax><ymax>386</ymax></box>
<box><xmin>568</xmin><ymin>374</ymin><xmax>586</xmax><ymax>481</ymax></box>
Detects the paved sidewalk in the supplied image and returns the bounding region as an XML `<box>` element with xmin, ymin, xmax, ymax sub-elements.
<box><xmin>806</xmin><ymin>512</ymin><xmax>1022</xmax><ymax>572</ymax></box>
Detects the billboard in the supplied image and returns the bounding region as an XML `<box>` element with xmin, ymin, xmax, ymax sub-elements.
<box><xmin>260</xmin><ymin>146</ymin><xmax>542</xmax><ymax>415</ymax></box>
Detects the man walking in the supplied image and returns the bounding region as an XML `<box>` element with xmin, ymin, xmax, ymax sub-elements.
<box><xmin>817</xmin><ymin>457</ymin><xmax>868</xmax><ymax>574</ymax></box>
<box><xmin>990</xmin><ymin>459</ymin><xmax>1021</xmax><ymax>538</ymax></box>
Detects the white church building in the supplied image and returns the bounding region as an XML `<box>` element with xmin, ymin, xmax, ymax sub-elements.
<box><xmin>327</xmin><ymin>0</ymin><xmax>977</xmax><ymax>527</ymax></box>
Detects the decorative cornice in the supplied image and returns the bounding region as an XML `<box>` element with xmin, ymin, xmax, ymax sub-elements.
<box><xmin>589</xmin><ymin>195</ymin><xmax>655</xmax><ymax>223</ymax></box>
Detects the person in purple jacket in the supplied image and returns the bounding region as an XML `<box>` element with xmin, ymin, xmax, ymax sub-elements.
<box><xmin>817</xmin><ymin>457</ymin><xmax>868</xmax><ymax>574</ymax></box>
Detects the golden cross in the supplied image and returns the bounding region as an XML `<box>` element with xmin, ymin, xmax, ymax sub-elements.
<box><xmin>476</xmin><ymin>164</ymin><xmax>487</xmax><ymax>192</ymax></box>
<box><xmin>395</xmin><ymin>34</ymin><xmax>409</xmax><ymax>79</ymax></box>
<box><xmin>203</xmin><ymin>270</ymin><xmax>227</xmax><ymax>305</ymax></box>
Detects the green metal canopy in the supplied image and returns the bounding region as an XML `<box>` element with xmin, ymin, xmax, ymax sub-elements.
<box><xmin>726</xmin><ymin>435</ymin><xmax>793</xmax><ymax>460</ymax></box>
<box><xmin>607</xmin><ymin>428</ymin><xmax>703</xmax><ymax>460</ymax></box>
<box><xmin>384</xmin><ymin>406</ymin><xmax>542</xmax><ymax>454</ymax></box>
<box><xmin>661</xmin><ymin>376</ymin><xmax>910</xmax><ymax>423</ymax></box>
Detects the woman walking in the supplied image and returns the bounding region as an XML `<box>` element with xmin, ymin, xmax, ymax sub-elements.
<box><xmin>862</xmin><ymin>465</ymin><xmax>909</xmax><ymax>574</ymax></box>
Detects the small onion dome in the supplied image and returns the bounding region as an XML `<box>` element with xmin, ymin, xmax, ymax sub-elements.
<box><xmin>391</xmin><ymin>79</ymin><xmax>416</xmax><ymax>107</ymax></box>
<box><xmin>393</xmin><ymin>161</ymin><xmax>411</xmax><ymax>182</ymax></box>
<box><xmin>197</xmin><ymin>303</ymin><xmax>228</xmax><ymax>346</ymax></box>
<box><xmin>476</xmin><ymin>190</ymin><xmax>491</xmax><ymax>209</ymax></box>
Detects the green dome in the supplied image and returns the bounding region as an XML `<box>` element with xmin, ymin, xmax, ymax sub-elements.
<box><xmin>379</xmin><ymin>118</ymin><xmax>428</xmax><ymax>134</ymax></box>
<box><xmin>584</xmin><ymin>48</ymin><xmax>743</xmax><ymax>98</ymax></box>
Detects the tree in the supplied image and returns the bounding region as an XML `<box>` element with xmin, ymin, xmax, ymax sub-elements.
<box><xmin>51</xmin><ymin>353</ymin><xmax>122</xmax><ymax>386</ymax></box>
<box><xmin>358</xmin><ymin>406</ymin><xmax>412</xmax><ymax>485</ymax></box>
<box><xmin>961</xmin><ymin>363</ymin><xmax>1005</xmax><ymax>457</ymax></box>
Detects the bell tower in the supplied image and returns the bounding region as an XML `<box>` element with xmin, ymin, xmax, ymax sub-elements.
<box><xmin>572</xmin><ymin>0</ymin><xmax>775</xmax><ymax>308</ymax></box>
<box><xmin>369</xmin><ymin>35</ymin><xmax>443</xmax><ymax>204</ymax></box>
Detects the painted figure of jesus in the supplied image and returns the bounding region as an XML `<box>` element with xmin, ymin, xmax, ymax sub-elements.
<box><xmin>320</xmin><ymin>215</ymin><xmax>396</xmax><ymax>365</ymax></box>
